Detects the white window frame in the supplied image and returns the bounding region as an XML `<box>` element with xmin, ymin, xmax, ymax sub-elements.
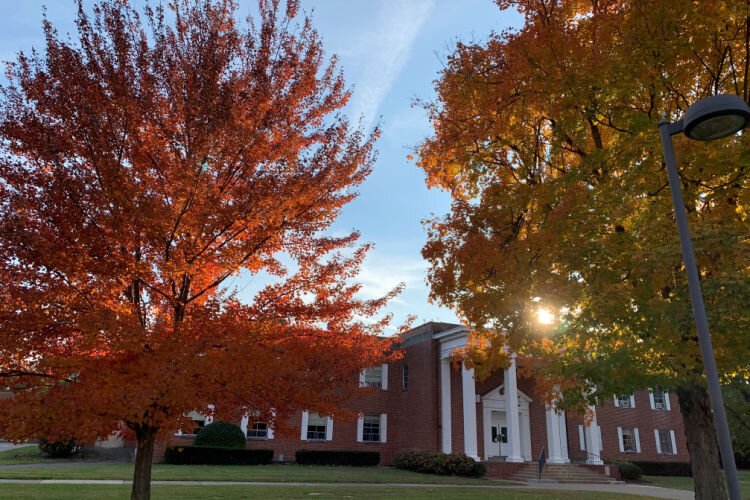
<box><xmin>360</xmin><ymin>364</ymin><xmax>388</xmax><ymax>390</ymax></box>
<box><xmin>654</xmin><ymin>429</ymin><xmax>677</xmax><ymax>455</ymax></box>
<box><xmin>300</xmin><ymin>411</ymin><xmax>333</xmax><ymax>441</ymax></box>
<box><xmin>648</xmin><ymin>388</ymin><xmax>671</xmax><ymax>411</ymax></box>
<box><xmin>613</xmin><ymin>394</ymin><xmax>635</xmax><ymax>408</ymax></box>
<box><xmin>357</xmin><ymin>413</ymin><xmax>387</xmax><ymax>443</ymax></box>
<box><xmin>617</xmin><ymin>426</ymin><xmax>640</xmax><ymax>453</ymax></box>
<box><xmin>240</xmin><ymin>412</ymin><xmax>275</xmax><ymax>440</ymax></box>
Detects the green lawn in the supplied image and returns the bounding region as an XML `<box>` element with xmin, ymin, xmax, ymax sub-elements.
<box><xmin>0</xmin><ymin>446</ymin><xmax>48</xmax><ymax>465</ymax></box>
<box><xmin>0</xmin><ymin>484</ymin><xmax>651</xmax><ymax>499</ymax></box>
<box><xmin>642</xmin><ymin>470</ymin><xmax>750</xmax><ymax>498</ymax></box>
<box><xmin>0</xmin><ymin>463</ymin><xmax>500</xmax><ymax>483</ymax></box>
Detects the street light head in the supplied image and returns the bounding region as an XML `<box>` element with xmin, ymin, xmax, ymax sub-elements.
<box><xmin>683</xmin><ymin>94</ymin><xmax>750</xmax><ymax>141</ymax></box>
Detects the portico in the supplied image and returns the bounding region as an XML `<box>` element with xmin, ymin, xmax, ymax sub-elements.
<box><xmin>436</xmin><ymin>327</ymin><xmax>570</xmax><ymax>464</ymax></box>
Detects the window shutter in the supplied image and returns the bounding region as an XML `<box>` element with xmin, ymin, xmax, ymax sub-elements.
<box><xmin>629</xmin><ymin>394</ymin><xmax>636</xmax><ymax>408</ymax></box>
<box><xmin>648</xmin><ymin>389</ymin><xmax>655</xmax><ymax>410</ymax></box>
<box><xmin>654</xmin><ymin>429</ymin><xmax>661</xmax><ymax>454</ymax></box>
<box><xmin>380</xmin><ymin>413</ymin><xmax>388</xmax><ymax>443</ymax></box>
<box><xmin>670</xmin><ymin>430</ymin><xmax>677</xmax><ymax>454</ymax></box>
<box><xmin>300</xmin><ymin>411</ymin><xmax>309</xmax><ymax>441</ymax></box>
<box><xmin>325</xmin><ymin>417</ymin><xmax>334</xmax><ymax>441</ymax></box>
<box><xmin>356</xmin><ymin>415</ymin><xmax>364</xmax><ymax>443</ymax></box>
<box><xmin>634</xmin><ymin>428</ymin><xmax>641</xmax><ymax>453</ymax></box>
<box><xmin>617</xmin><ymin>427</ymin><xmax>624</xmax><ymax>452</ymax></box>
<box><xmin>267</xmin><ymin>424</ymin><xmax>274</xmax><ymax>440</ymax></box>
<box><xmin>359</xmin><ymin>370</ymin><xmax>366</xmax><ymax>388</ymax></box>
<box><xmin>240</xmin><ymin>415</ymin><xmax>249</xmax><ymax>435</ymax></box>
<box><xmin>381</xmin><ymin>364</ymin><xmax>389</xmax><ymax>391</ymax></box>
<box><xmin>613</xmin><ymin>396</ymin><xmax>620</xmax><ymax>408</ymax></box>
<box><xmin>578</xmin><ymin>425</ymin><xmax>586</xmax><ymax>451</ymax></box>
<box><xmin>665</xmin><ymin>391</ymin><xmax>672</xmax><ymax>411</ymax></box>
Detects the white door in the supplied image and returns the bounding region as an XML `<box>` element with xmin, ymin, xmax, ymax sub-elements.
<box><xmin>490</xmin><ymin>411</ymin><xmax>509</xmax><ymax>457</ymax></box>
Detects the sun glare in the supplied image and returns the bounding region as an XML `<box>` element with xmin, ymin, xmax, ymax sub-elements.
<box><xmin>537</xmin><ymin>307</ymin><xmax>555</xmax><ymax>325</ymax></box>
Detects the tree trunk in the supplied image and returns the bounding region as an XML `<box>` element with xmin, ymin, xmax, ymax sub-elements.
<box><xmin>131</xmin><ymin>425</ymin><xmax>157</xmax><ymax>500</ymax></box>
<box><xmin>676</xmin><ymin>383</ymin><xmax>727</xmax><ymax>500</ymax></box>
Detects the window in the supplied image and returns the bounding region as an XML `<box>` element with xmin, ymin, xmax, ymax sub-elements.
<box><xmin>402</xmin><ymin>365</ymin><xmax>409</xmax><ymax>390</ymax></box>
<box><xmin>614</xmin><ymin>394</ymin><xmax>634</xmax><ymax>408</ymax></box>
<box><xmin>246</xmin><ymin>422</ymin><xmax>268</xmax><ymax>439</ymax></box>
<box><xmin>655</xmin><ymin>429</ymin><xmax>676</xmax><ymax>455</ymax></box>
<box><xmin>650</xmin><ymin>388</ymin><xmax>670</xmax><ymax>410</ymax></box>
<box><xmin>358</xmin><ymin>413</ymin><xmax>387</xmax><ymax>443</ymax></box>
<box><xmin>307</xmin><ymin>413</ymin><xmax>328</xmax><ymax>440</ymax></box>
<box><xmin>618</xmin><ymin>427</ymin><xmax>640</xmax><ymax>453</ymax></box>
<box><xmin>364</xmin><ymin>366</ymin><xmax>383</xmax><ymax>388</ymax></box>
<box><xmin>362</xmin><ymin>414</ymin><xmax>380</xmax><ymax>442</ymax></box>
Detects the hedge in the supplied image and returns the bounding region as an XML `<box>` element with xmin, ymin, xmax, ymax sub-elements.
<box><xmin>164</xmin><ymin>446</ymin><xmax>273</xmax><ymax>465</ymax></box>
<box><xmin>615</xmin><ymin>461</ymin><xmax>643</xmax><ymax>480</ymax></box>
<box><xmin>631</xmin><ymin>461</ymin><xmax>692</xmax><ymax>477</ymax></box>
<box><xmin>295</xmin><ymin>450</ymin><xmax>380</xmax><ymax>466</ymax></box>
<box><xmin>394</xmin><ymin>450</ymin><xmax>486</xmax><ymax>477</ymax></box>
<box><xmin>193</xmin><ymin>421</ymin><xmax>246</xmax><ymax>449</ymax></box>
<box><xmin>39</xmin><ymin>438</ymin><xmax>78</xmax><ymax>458</ymax></box>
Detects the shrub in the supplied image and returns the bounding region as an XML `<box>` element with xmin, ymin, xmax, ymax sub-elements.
<box><xmin>631</xmin><ymin>461</ymin><xmax>691</xmax><ymax>477</ymax></box>
<box><xmin>38</xmin><ymin>438</ymin><xmax>78</xmax><ymax>458</ymax></box>
<box><xmin>164</xmin><ymin>446</ymin><xmax>272</xmax><ymax>465</ymax></box>
<box><xmin>193</xmin><ymin>421</ymin><xmax>245</xmax><ymax>449</ymax></box>
<box><xmin>393</xmin><ymin>450</ymin><xmax>485</xmax><ymax>477</ymax></box>
<box><xmin>295</xmin><ymin>450</ymin><xmax>380</xmax><ymax>466</ymax></box>
<box><xmin>617</xmin><ymin>461</ymin><xmax>643</xmax><ymax>480</ymax></box>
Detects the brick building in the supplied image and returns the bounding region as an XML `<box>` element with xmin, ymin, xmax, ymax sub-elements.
<box><xmin>167</xmin><ymin>322</ymin><xmax>689</xmax><ymax>474</ymax></box>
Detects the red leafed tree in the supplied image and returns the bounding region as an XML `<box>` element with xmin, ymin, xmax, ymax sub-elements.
<box><xmin>0</xmin><ymin>1</ymin><xmax>397</xmax><ymax>498</ymax></box>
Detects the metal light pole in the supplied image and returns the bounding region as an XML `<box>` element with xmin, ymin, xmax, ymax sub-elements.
<box><xmin>658</xmin><ymin>93</ymin><xmax>750</xmax><ymax>500</ymax></box>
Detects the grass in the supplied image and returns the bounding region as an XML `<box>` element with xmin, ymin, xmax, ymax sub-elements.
<box><xmin>0</xmin><ymin>445</ymin><xmax>47</xmax><ymax>465</ymax></box>
<box><xmin>0</xmin><ymin>484</ymin><xmax>652</xmax><ymax>499</ymax></box>
<box><xmin>642</xmin><ymin>470</ymin><xmax>750</xmax><ymax>498</ymax></box>
<box><xmin>0</xmin><ymin>463</ymin><xmax>500</xmax><ymax>483</ymax></box>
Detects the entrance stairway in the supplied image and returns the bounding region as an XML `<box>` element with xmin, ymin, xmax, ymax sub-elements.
<box><xmin>504</xmin><ymin>463</ymin><xmax>619</xmax><ymax>484</ymax></box>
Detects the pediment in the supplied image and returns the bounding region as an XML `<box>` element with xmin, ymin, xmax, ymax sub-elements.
<box><xmin>481</xmin><ymin>384</ymin><xmax>532</xmax><ymax>403</ymax></box>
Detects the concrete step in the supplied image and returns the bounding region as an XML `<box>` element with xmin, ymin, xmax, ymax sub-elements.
<box><xmin>506</xmin><ymin>464</ymin><xmax>618</xmax><ymax>484</ymax></box>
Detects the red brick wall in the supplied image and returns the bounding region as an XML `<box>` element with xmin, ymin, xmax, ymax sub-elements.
<box><xmin>449</xmin><ymin>363</ymin><xmax>465</xmax><ymax>454</ymax></box>
<box><xmin>519</xmin><ymin>377</ymin><xmax>550</xmax><ymax>460</ymax></box>
<box><xmin>596</xmin><ymin>389</ymin><xmax>689</xmax><ymax>462</ymax></box>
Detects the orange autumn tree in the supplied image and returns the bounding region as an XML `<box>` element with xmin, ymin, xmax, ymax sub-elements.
<box><xmin>0</xmin><ymin>1</ymin><xmax>396</xmax><ymax>498</ymax></box>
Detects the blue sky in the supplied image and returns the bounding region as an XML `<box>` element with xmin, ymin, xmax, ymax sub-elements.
<box><xmin>0</xmin><ymin>1</ymin><xmax>522</xmax><ymax>333</ymax></box>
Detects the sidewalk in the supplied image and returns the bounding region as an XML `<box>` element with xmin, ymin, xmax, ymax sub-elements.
<box><xmin>0</xmin><ymin>478</ymin><xmax>694</xmax><ymax>499</ymax></box>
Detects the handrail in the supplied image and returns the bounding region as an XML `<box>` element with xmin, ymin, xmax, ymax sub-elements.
<box><xmin>537</xmin><ymin>446</ymin><xmax>546</xmax><ymax>479</ymax></box>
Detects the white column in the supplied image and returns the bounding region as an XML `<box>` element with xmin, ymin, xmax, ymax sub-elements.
<box><xmin>546</xmin><ymin>405</ymin><xmax>571</xmax><ymax>464</ymax></box>
<box><xmin>440</xmin><ymin>358</ymin><xmax>452</xmax><ymax>453</ymax></box>
<box><xmin>461</xmin><ymin>362</ymin><xmax>479</xmax><ymax>461</ymax></box>
<box><xmin>585</xmin><ymin>405</ymin><xmax>603</xmax><ymax>464</ymax></box>
<box><xmin>504</xmin><ymin>353</ymin><xmax>523</xmax><ymax>462</ymax></box>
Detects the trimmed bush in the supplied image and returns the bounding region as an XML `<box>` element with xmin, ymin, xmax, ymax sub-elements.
<box><xmin>39</xmin><ymin>438</ymin><xmax>78</xmax><ymax>458</ymax></box>
<box><xmin>164</xmin><ymin>446</ymin><xmax>272</xmax><ymax>465</ymax></box>
<box><xmin>394</xmin><ymin>450</ymin><xmax>485</xmax><ymax>477</ymax></box>
<box><xmin>295</xmin><ymin>450</ymin><xmax>380</xmax><ymax>466</ymax></box>
<box><xmin>617</xmin><ymin>461</ymin><xmax>643</xmax><ymax>480</ymax></box>
<box><xmin>631</xmin><ymin>461</ymin><xmax>691</xmax><ymax>477</ymax></box>
<box><xmin>193</xmin><ymin>421</ymin><xmax>245</xmax><ymax>449</ymax></box>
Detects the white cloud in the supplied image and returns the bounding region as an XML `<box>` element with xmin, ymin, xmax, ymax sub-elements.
<box><xmin>354</xmin><ymin>255</ymin><xmax>428</xmax><ymax>305</ymax></box>
<box><xmin>344</xmin><ymin>0</ymin><xmax>434</xmax><ymax>130</ymax></box>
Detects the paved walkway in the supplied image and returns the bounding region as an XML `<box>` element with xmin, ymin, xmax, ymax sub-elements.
<box><xmin>0</xmin><ymin>479</ymin><xmax>694</xmax><ymax>499</ymax></box>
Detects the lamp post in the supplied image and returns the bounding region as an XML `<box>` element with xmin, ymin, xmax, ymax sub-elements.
<box><xmin>658</xmin><ymin>94</ymin><xmax>750</xmax><ymax>500</ymax></box>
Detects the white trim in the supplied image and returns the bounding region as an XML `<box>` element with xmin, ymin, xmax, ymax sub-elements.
<box><xmin>325</xmin><ymin>417</ymin><xmax>333</xmax><ymax>441</ymax></box>
<box><xmin>440</xmin><ymin>358</ymin><xmax>452</xmax><ymax>453</ymax></box>
<box><xmin>359</xmin><ymin>370</ymin><xmax>366</xmax><ymax>387</ymax></box>
<box><xmin>579</xmin><ymin>425</ymin><xmax>586</xmax><ymax>451</ymax></box>
<box><xmin>648</xmin><ymin>389</ymin><xmax>656</xmax><ymax>410</ymax></box>
<box><xmin>380</xmin><ymin>413</ymin><xmax>388</xmax><ymax>443</ymax></box>
<box><xmin>381</xmin><ymin>364</ymin><xmax>389</xmax><ymax>391</ymax></box>
<box><xmin>617</xmin><ymin>427</ymin><xmax>624</xmax><ymax>452</ymax></box>
<box><xmin>613</xmin><ymin>396</ymin><xmax>620</xmax><ymax>408</ymax></box>
<box><xmin>670</xmin><ymin>430</ymin><xmax>677</xmax><ymax>454</ymax></box>
<box><xmin>654</xmin><ymin>429</ymin><xmax>662</xmax><ymax>454</ymax></box>
<box><xmin>665</xmin><ymin>391</ymin><xmax>672</xmax><ymax>411</ymax></box>
<box><xmin>300</xmin><ymin>411</ymin><xmax>309</xmax><ymax>441</ymax></box>
<box><xmin>634</xmin><ymin>427</ymin><xmax>641</xmax><ymax>453</ymax></box>
<box><xmin>356</xmin><ymin>415</ymin><xmax>364</xmax><ymax>443</ymax></box>
<box><xmin>630</xmin><ymin>394</ymin><xmax>636</xmax><ymax>408</ymax></box>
